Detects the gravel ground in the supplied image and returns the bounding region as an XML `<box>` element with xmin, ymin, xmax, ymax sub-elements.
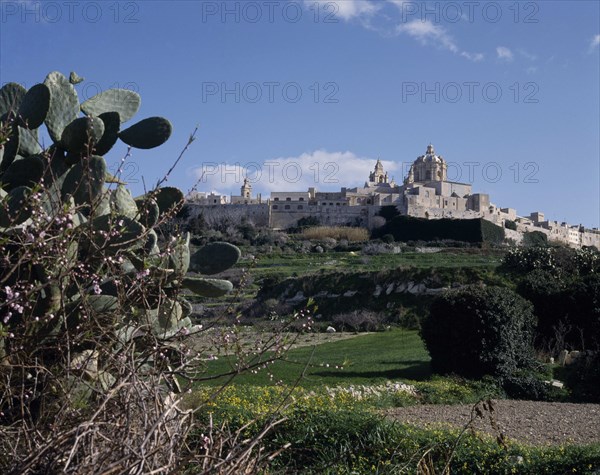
<box><xmin>386</xmin><ymin>400</ymin><xmax>600</xmax><ymax>446</ymax></box>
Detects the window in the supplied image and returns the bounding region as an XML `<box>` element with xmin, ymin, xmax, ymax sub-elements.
<box><xmin>213</xmin><ymin>199</ymin><xmax>217</xmax><ymax>203</ymax></box>
<box><xmin>298</xmin><ymin>205</ymin><xmax>303</xmax><ymax>210</ymax></box>
<box><xmin>329</xmin><ymin>203</ymin><xmax>334</xmax><ymax>206</ymax></box>
<box><xmin>284</xmin><ymin>205</ymin><xmax>291</xmax><ymax>210</ymax></box>
<box><xmin>299</xmin><ymin>197</ymin><xmax>304</xmax><ymax>201</ymax></box>
<box><xmin>274</xmin><ymin>197</ymin><xmax>279</xmax><ymax>201</ymax></box>
<box><xmin>336</xmin><ymin>203</ymin><xmax>340</xmax><ymax>206</ymax></box>
<box><xmin>286</xmin><ymin>197</ymin><xmax>291</xmax><ymax>201</ymax></box>
<box><xmin>272</xmin><ymin>205</ymin><xmax>278</xmax><ymax>210</ymax></box>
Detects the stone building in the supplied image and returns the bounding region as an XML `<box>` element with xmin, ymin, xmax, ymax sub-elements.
<box><xmin>185</xmin><ymin>144</ymin><xmax>600</xmax><ymax>248</ymax></box>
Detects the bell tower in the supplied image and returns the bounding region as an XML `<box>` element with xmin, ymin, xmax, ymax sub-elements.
<box><xmin>241</xmin><ymin>178</ymin><xmax>252</xmax><ymax>198</ymax></box>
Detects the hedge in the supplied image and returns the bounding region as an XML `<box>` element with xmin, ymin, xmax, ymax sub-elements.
<box><xmin>372</xmin><ymin>215</ymin><xmax>505</xmax><ymax>244</ymax></box>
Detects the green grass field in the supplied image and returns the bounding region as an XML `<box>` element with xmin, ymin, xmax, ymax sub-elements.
<box><xmin>197</xmin><ymin>329</ymin><xmax>431</xmax><ymax>388</ymax></box>
<box><xmin>243</xmin><ymin>249</ymin><xmax>503</xmax><ymax>280</ymax></box>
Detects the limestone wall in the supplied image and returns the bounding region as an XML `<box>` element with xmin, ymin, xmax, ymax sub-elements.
<box><xmin>270</xmin><ymin>205</ymin><xmax>369</xmax><ymax>229</ymax></box>
<box><xmin>186</xmin><ymin>203</ymin><xmax>269</xmax><ymax>227</ymax></box>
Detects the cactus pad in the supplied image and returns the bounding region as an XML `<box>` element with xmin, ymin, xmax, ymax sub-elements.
<box><xmin>44</xmin><ymin>71</ymin><xmax>80</xmax><ymax>143</ymax></box>
<box><xmin>1</xmin><ymin>125</ymin><xmax>19</xmax><ymax>171</ymax></box>
<box><xmin>0</xmin><ymin>83</ymin><xmax>26</xmax><ymax>117</ymax></box>
<box><xmin>60</xmin><ymin>116</ymin><xmax>105</xmax><ymax>155</ymax></box>
<box><xmin>81</xmin><ymin>89</ymin><xmax>141</xmax><ymax>123</ymax></box>
<box><xmin>18</xmin><ymin>83</ymin><xmax>51</xmax><ymax>129</ymax></box>
<box><xmin>181</xmin><ymin>277</ymin><xmax>234</xmax><ymax>298</ymax></box>
<box><xmin>1</xmin><ymin>154</ymin><xmax>44</xmax><ymax>191</ymax></box>
<box><xmin>190</xmin><ymin>242</ymin><xmax>241</xmax><ymax>275</ymax></box>
<box><xmin>94</xmin><ymin>112</ymin><xmax>120</xmax><ymax>156</ymax></box>
<box><xmin>153</xmin><ymin>186</ymin><xmax>184</xmax><ymax>217</ymax></box>
<box><xmin>135</xmin><ymin>197</ymin><xmax>160</xmax><ymax>227</ymax></box>
<box><xmin>69</xmin><ymin>71</ymin><xmax>85</xmax><ymax>85</ymax></box>
<box><xmin>110</xmin><ymin>184</ymin><xmax>139</xmax><ymax>218</ymax></box>
<box><xmin>118</xmin><ymin>117</ymin><xmax>172</xmax><ymax>149</ymax></box>
<box><xmin>86</xmin><ymin>214</ymin><xmax>145</xmax><ymax>252</ymax></box>
<box><xmin>61</xmin><ymin>155</ymin><xmax>107</xmax><ymax>206</ymax></box>
<box><xmin>168</xmin><ymin>232</ymin><xmax>190</xmax><ymax>278</ymax></box>
<box><xmin>0</xmin><ymin>185</ymin><xmax>32</xmax><ymax>227</ymax></box>
<box><xmin>17</xmin><ymin>125</ymin><xmax>42</xmax><ymax>157</ymax></box>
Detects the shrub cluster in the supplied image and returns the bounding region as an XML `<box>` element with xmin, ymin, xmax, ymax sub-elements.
<box><xmin>421</xmin><ymin>286</ymin><xmax>538</xmax><ymax>379</ymax></box>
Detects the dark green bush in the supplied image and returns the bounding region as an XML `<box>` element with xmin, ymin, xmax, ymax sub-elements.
<box><xmin>504</xmin><ymin>219</ymin><xmax>517</xmax><ymax>230</ymax></box>
<box><xmin>295</xmin><ymin>215</ymin><xmax>320</xmax><ymax>229</ymax></box>
<box><xmin>376</xmin><ymin>205</ymin><xmax>401</xmax><ymax>221</ymax></box>
<box><xmin>515</xmin><ymin>266</ymin><xmax>600</xmax><ymax>351</ymax></box>
<box><xmin>421</xmin><ymin>286</ymin><xmax>538</xmax><ymax>379</ymax></box>
<box><xmin>500</xmin><ymin>372</ymin><xmax>564</xmax><ymax>401</ymax></box>
<box><xmin>565</xmin><ymin>352</ymin><xmax>600</xmax><ymax>402</ymax></box>
<box><xmin>381</xmin><ymin>233</ymin><xmax>395</xmax><ymax>243</ymax></box>
<box><xmin>373</xmin><ymin>215</ymin><xmax>505</xmax><ymax>244</ymax></box>
<box><xmin>523</xmin><ymin>230</ymin><xmax>548</xmax><ymax>247</ymax></box>
<box><xmin>517</xmin><ymin>269</ymin><xmax>571</xmax><ymax>350</ymax></box>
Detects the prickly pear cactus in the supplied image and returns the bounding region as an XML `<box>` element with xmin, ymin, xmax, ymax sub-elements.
<box><xmin>0</xmin><ymin>72</ymin><xmax>240</xmax><ymax>404</ymax></box>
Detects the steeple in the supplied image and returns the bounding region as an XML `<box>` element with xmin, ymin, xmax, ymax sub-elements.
<box><xmin>369</xmin><ymin>159</ymin><xmax>389</xmax><ymax>185</ymax></box>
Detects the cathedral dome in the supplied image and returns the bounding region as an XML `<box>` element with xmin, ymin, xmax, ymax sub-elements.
<box><xmin>406</xmin><ymin>144</ymin><xmax>448</xmax><ymax>183</ymax></box>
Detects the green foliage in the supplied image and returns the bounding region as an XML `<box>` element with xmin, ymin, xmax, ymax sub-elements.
<box><xmin>565</xmin><ymin>352</ymin><xmax>600</xmax><ymax>402</ymax></box>
<box><xmin>187</xmin><ymin>386</ymin><xmax>600</xmax><ymax>474</ymax></box>
<box><xmin>381</xmin><ymin>233</ymin><xmax>395</xmax><ymax>243</ymax></box>
<box><xmin>373</xmin><ymin>215</ymin><xmax>505</xmax><ymax>244</ymax></box>
<box><xmin>506</xmin><ymin>247</ymin><xmax>600</xmax><ymax>350</ymax></box>
<box><xmin>293</xmin><ymin>215</ymin><xmax>321</xmax><ymax>231</ymax></box>
<box><xmin>523</xmin><ymin>230</ymin><xmax>548</xmax><ymax>247</ymax></box>
<box><xmin>376</xmin><ymin>204</ymin><xmax>401</xmax><ymax>221</ymax></box>
<box><xmin>504</xmin><ymin>219</ymin><xmax>517</xmax><ymax>230</ymax></box>
<box><xmin>421</xmin><ymin>286</ymin><xmax>538</xmax><ymax>379</ymax></box>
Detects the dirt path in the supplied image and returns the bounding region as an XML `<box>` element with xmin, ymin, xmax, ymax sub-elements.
<box><xmin>386</xmin><ymin>400</ymin><xmax>600</xmax><ymax>446</ymax></box>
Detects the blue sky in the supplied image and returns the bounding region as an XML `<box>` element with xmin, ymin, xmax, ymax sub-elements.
<box><xmin>1</xmin><ymin>0</ymin><xmax>599</xmax><ymax>227</ymax></box>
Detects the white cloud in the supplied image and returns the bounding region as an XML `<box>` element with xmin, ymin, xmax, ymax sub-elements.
<box><xmin>496</xmin><ymin>46</ymin><xmax>514</xmax><ymax>61</ymax></box>
<box><xmin>397</xmin><ymin>20</ymin><xmax>458</xmax><ymax>52</ymax></box>
<box><xmin>525</xmin><ymin>66</ymin><xmax>538</xmax><ymax>75</ymax></box>
<box><xmin>305</xmin><ymin>0</ymin><xmax>380</xmax><ymax>22</ymax></box>
<box><xmin>461</xmin><ymin>51</ymin><xmax>484</xmax><ymax>62</ymax></box>
<box><xmin>518</xmin><ymin>49</ymin><xmax>537</xmax><ymax>61</ymax></box>
<box><xmin>396</xmin><ymin>20</ymin><xmax>483</xmax><ymax>61</ymax></box>
<box><xmin>590</xmin><ymin>34</ymin><xmax>600</xmax><ymax>51</ymax></box>
<box><xmin>191</xmin><ymin>150</ymin><xmax>402</xmax><ymax>197</ymax></box>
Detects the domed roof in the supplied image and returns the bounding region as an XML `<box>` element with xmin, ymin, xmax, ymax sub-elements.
<box><xmin>417</xmin><ymin>144</ymin><xmax>444</xmax><ymax>164</ymax></box>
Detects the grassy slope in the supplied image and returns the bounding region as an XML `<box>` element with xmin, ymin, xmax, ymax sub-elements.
<box><xmin>246</xmin><ymin>249</ymin><xmax>503</xmax><ymax>280</ymax></box>
<box><xmin>197</xmin><ymin>329</ymin><xmax>431</xmax><ymax>388</ymax></box>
